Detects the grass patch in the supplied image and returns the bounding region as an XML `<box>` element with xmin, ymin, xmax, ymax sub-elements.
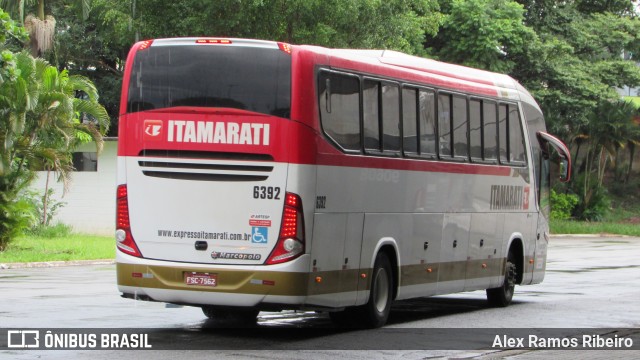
<box><xmin>551</xmin><ymin>219</ymin><xmax>640</xmax><ymax>236</ymax></box>
<box><xmin>0</xmin><ymin>232</ymin><xmax>114</xmax><ymax>263</ymax></box>
<box><xmin>625</xmin><ymin>96</ymin><xmax>640</xmax><ymax>109</ymax></box>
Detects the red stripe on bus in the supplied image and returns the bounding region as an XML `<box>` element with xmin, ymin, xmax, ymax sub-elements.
<box><xmin>118</xmin><ymin>114</ymin><xmax>512</xmax><ymax>177</ymax></box>
<box><xmin>313</xmin><ymin>140</ymin><xmax>512</xmax><ymax>177</ymax></box>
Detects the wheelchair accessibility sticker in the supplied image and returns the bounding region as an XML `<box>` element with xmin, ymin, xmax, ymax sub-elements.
<box><xmin>251</xmin><ymin>227</ymin><xmax>268</xmax><ymax>244</ymax></box>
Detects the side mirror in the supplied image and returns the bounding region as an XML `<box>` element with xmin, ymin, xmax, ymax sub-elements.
<box><xmin>536</xmin><ymin>131</ymin><xmax>572</xmax><ymax>183</ymax></box>
<box><xmin>559</xmin><ymin>159</ymin><xmax>570</xmax><ymax>183</ymax></box>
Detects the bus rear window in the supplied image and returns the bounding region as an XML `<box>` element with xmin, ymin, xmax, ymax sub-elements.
<box><xmin>127</xmin><ymin>45</ymin><xmax>291</xmax><ymax>118</ymax></box>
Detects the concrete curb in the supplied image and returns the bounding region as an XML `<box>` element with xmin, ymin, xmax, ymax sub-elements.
<box><xmin>0</xmin><ymin>259</ymin><xmax>115</xmax><ymax>269</ymax></box>
<box><xmin>551</xmin><ymin>234</ymin><xmax>635</xmax><ymax>238</ymax></box>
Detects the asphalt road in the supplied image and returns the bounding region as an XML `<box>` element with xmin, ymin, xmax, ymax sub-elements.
<box><xmin>1</xmin><ymin>235</ymin><xmax>639</xmax><ymax>359</ymax></box>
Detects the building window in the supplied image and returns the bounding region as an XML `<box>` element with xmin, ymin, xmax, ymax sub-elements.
<box><xmin>72</xmin><ymin>152</ymin><xmax>98</xmax><ymax>172</ymax></box>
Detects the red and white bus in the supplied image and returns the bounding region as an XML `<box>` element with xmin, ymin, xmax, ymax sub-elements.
<box><xmin>116</xmin><ymin>38</ymin><xmax>571</xmax><ymax>327</ymax></box>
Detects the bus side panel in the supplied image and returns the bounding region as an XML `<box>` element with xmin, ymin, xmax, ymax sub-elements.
<box><xmin>503</xmin><ymin>213</ymin><xmax>535</xmax><ymax>284</ymax></box>
<box><xmin>395</xmin><ymin>213</ymin><xmax>443</xmax><ymax>300</ymax></box>
<box><xmin>437</xmin><ymin>213</ymin><xmax>471</xmax><ymax>295</ymax></box>
<box><xmin>306</xmin><ymin>212</ymin><xmax>363</xmax><ymax>308</ymax></box>
<box><xmin>465</xmin><ymin>213</ymin><xmax>504</xmax><ymax>291</ymax></box>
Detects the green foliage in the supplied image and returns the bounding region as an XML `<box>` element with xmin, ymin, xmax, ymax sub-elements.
<box><xmin>550</xmin><ymin>219</ymin><xmax>640</xmax><ymax>236</ymax></box>
<box><xmin>0</xmin><ymin>178</ymin><xmax>35</xmax><ymax>251</ymax></box>
<box><xmin>550</xmin><ymin>189</ymin><xmax>579</xmax><ymax>220</ymax></box>
<box><xmin>26</xmin><ymin>222</ymin><xmax>72</xmax><ymax>238</ymax></box>
<box><xmin>1</xmin><ymin>232</ymin><xmax>114</xmax><ymax>263</ymax></box>
<box><xmin>130</xmin><ymin>0</ymin><xmax>443</xmax><ymax>55</ymax></box>
<box><xmin>0</xmin><ymin>9</ymin><xmax>108</xmax><ymax>250</ymax></box>
<box><xmin>571</xmin><ymin>173</ymin><xmax>612</xmax><ymax>221</ymax></box>
<box><xmin>21</xmin><ymin>188</ymin><xmax>66</xmax><ymax>227</ymax></box>
<box><xmin>427</xmin><ymin>0</ymin><xmax>535</xmax><ymax>73</ymax></box>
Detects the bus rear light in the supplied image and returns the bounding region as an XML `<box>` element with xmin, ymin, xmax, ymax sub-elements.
<box><xmin>278</xmin><ymin>42</ymin><xmax>292</xmax><ymax>54</ymax></box>
<box><xmin>196</xmin><ymin>39</ymin><xmax>232</xmax><ymax>45</ymax></box>
<box><xmin>138</xmin><ymin>40</ymin><xmax>153</xmax><ymax>51</ymax></box>
<box><xmin>266</xmin><ymin>192</ymin><xmax>305</xmax><ymax>265</ymax></box>
<box><xmin>116</xmin><ymin>185</ymin><xmax>142</xmax><ymax>257</ymax></box>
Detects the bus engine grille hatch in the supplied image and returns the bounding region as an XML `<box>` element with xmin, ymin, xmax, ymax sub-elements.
<box><xmin>137</xmin><ymin>150</ymin><xmax>273</xmax><ymax>182</ymax></box>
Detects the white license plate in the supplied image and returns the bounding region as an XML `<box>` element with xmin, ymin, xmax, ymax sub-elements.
<box><xmin>184</xmin><ymin>272</ymin><xmax>218</xmax><ymax>287</ymax></box>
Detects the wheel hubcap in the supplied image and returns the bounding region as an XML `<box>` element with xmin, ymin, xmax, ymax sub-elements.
<box><xmin>373</xmin><ymin>268</ymin><xmax>389</xmax><ymax>313</ymax></box>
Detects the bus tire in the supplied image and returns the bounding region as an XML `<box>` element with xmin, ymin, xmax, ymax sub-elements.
<box><xmin>357</xmin><ymin>252</ymin><xmax>393</xmax><ymax>328</ymax></box>
<box><xmin>201</xmin><ymin>306</ymin><xmax>259</xmax><ymax>325</ymax></box>
<box><xmin>486</xmin><ymin>249</ymin><xmax>517</xmax><ymax>307</ymax></box>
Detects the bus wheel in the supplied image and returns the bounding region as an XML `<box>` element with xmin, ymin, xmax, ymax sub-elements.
<box><xmin>358</xmin><ymin>252</ymin><xmax>393</xmax><ymax>328</ymax></box>
<box><xmin>201</xmin><ymin>306</ymin><xmax>259</xmax><ymax>325</ymax></box>
<box><xmin>486</xmin><ymin>250</ymin><xmax>517</xmax><ymax>307</ymax></box>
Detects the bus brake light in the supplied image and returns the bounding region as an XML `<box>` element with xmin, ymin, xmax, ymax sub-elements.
<box><xmin>116</xmin><ymin>185</ymin><xmax>142</xmax><ymax>257</ymax></box>
<box><xmin>266</xmin><ymin>192</ymin><xmax>305</xmax><ymax>265</ymax></box>
<box><xmin>278</xmin><ymin>42</ymin><xmax>292</xmax><ymax>54</ymax></box>
<box><xmin>138</xmin><ymin>40</ymin><xmax>153</xmax><ymax>51</ymax></box>
<box><xmin>196</xmin><ymin>39</ymin><xmax>233</xmax><ymax>45</ymax></box>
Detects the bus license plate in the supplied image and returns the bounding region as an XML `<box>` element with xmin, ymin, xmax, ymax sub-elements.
<box><xmin>184</xmin><ymin>272</ymin><xmax>217</xmax><ymax>287</ymax></box>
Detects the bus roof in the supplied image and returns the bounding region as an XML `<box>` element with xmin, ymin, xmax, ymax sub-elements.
<box><xmin>297</xmin><ymin>44</ymin><xmax>540</xmax><ymax>110</ymax></box>
<box><xmin>127</xmin><ymin>37</ymin><xmax>540</xmax><ymax>111</ymax></box>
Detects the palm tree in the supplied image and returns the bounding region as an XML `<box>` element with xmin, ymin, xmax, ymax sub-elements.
<box><xmin>0</xmin><ymin>49</ymin><xmax>39</xmax><ymax>250</ymax></box>
<box><xmin>0</xmin><ymin>54</ymin><xmax>108</xmax><ymax>247</ymax></box>
<box><xmin>0</xmin><ymin>0</ymin><xmax>92</xmax><ymax>56</ymax></box>
<box><xmin>624</xmin><ymin>114</ymin><xmax>640</xmax><ymax>183</ymax></box>
<box><xmin>571</xmin><ymin>99</ymin><xmax>636</xmax><ymax>219</ymax></box>
<box><xmin>29</xmin><ymin>57</ymin><xmax>109</xmax><ymax>223</ymax></box>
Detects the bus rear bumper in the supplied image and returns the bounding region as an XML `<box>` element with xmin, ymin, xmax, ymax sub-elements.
<box><xmin>116</xmin><ymin>253</ymin><xmax>311</xmax><ymax>308</ymax></box>
<box><xmin>118</xmin><ymin>285</ymin><xmax>307</xmax><ymax>307</ymax></box>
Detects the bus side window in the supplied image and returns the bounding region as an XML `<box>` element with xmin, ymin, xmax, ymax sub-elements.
<box><xmin>363</xmin><ymin>80</ymin><xmax>381</xmax><ymax>151</ymax></box>
<box><xmin>318</xmin><ymin>71</ymin><xmax>361</xmax><ymax>151</ymax></box>
<box><xmin>469</xmin><ymin>99</ymin><xmax>482</xmax><ymax>160</ymax></box>
<box><xmin>509</xmin><ymin>104</ymin><xmax>526</xmax><ymax>163</ymax></box>
<box><xmin>483</xmin><ymin>101</ymin><xmax>498</xmax><ymax>162</ymax></box>
<box><xmin>452</xmin><ymin>95</ymin><xmax>468</xmax><ymax>159</ymax></box>
<box><xmin>419</xmin><ymin>90</ymin><xmax>436</xmax><ymax>156</ymax></box>
<box><xmin>402</xmin><ymin>87</ymin><xmax>418</xmax><ymax>154</ymax></box>
<box><xmin>382</xmin><ymin>83</ymin><xmax>400</xmax><ymax>153</ymax></box>
<box><xmin>438</xmin><ymin>93</ymin><xmax>452</xmax><ymax>158</ymax></box>
<box><xmin>498</xmin><ymin>104</ymin><xmax>508</xmax><ymax>163</ymax></box>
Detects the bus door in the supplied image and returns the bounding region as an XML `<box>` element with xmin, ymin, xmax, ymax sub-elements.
<box><xmin>532</xmin><ymin>131</ymin><xmax>572</xmax><ymax>282</ymax></box>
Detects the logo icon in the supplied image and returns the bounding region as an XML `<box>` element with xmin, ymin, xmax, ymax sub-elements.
<box><xmin>143</xmin><ymin>120</ymin><xmax>163</xmax><ymax>141</ymax></box>
<box><xmin>251</xmin><ymin>227</ymin><xmax>268</xmax><ymax>244</ymax></box>
<box><xmin>7</xmin><ymin>330</ymin><xmax>40</xmax><ymax>348</ymax></box>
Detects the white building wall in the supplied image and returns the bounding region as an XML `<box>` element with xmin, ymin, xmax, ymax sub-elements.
<box><xmin>29</xmin><ymin>139</ymin><xmax>117</xmax><ymax>236</ymax></box>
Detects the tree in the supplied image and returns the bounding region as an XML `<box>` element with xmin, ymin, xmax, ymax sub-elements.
<box><xmin>0</xmin><ymin>9</ymin><xmax>108</xmax><ymax>250</ymax></box>
<box><xmin>512</xmin><ymin>0</ymin><xmax>640</xmax><ymax>134</ymax></box>
<box><xmin>0</xmin><ymin>9</ymin><xmax>33</xmax><ymax>249</ymax></box>
<box><xmin>427</xmin><ymin>0</ymin><xmax>536</xmax><ymax>73</ymax></box>
<box><xmin>1</xmin><ymin>0</ymin><xmax>93</xmax><ymax>56</ymax></box>
<box><xmin>129</xmin><ymin>0</ymin><xmax>442</xmax><ymax>55</ymax></box>
<box><xmin>46</xmin><ymin>0</ymin><xmax>444</xmax><ymax>135</ymax></box>
<box><xmin>570</xmin><ymin>100</ymin><xmax>638</xmax><ymax>219</ymax></box>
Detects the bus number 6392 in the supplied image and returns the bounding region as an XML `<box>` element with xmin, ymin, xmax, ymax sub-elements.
<box><xmin>253</xmin><ymin>186</ymin><xmax>281</xmax><ymax>200</ymax></box>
